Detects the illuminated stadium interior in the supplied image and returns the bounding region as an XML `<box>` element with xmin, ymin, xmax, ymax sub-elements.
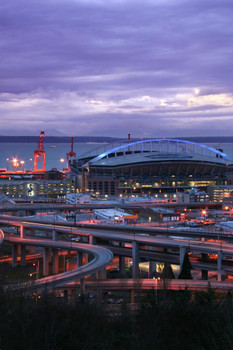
<box><xmin>70</xmin><ymin>139</ymin><xmax>233</xmax><ymax>196</ymax></box>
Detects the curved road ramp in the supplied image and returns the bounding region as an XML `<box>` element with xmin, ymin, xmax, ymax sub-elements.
<box><xmin>1</xmin><ymin>233</ymin><xmax>113</xmax><ymax>292</ymax></box>
<box><xmin>0</xmin><ymin>229</ymin><xmax>4</xmax><ymax>245</ymax></box>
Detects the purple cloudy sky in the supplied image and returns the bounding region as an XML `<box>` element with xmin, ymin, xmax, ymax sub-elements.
<box><xmin>1</xmin><ymin>0</ymin><xmax>233</xmax><ymax>138</ymax></box>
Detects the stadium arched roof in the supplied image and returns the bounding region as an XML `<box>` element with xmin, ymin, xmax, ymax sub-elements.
<box><xmin>83</xmin><ymin>138</ymin><xmax>233</xmax><ymax>167</ymax></box>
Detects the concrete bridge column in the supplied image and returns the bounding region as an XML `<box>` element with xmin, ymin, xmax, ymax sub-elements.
<box><xmin>217</xmin><ymin>251</ymin><xmax>224</xmax><ymax>281</ymax></box>
<box><xmin>179</xmin><ymin>246</ymin><xmax>186</xmax><ymax>271</ymax></box>
<box><xmin>82</xmin><ymin>252</ymin><xmax>88</xmax><ymax>265</ymax></box>
<box><xmin>89</xmin><ymin>236</ymin><xmax>97</xmax><ymax>279</ymax></box>
<box><xmin>18</xmin><ymin>226</ymin><xmax>24</xmax><ymax>239</ymax></box>
<box><xmin>12</xmin><ymin>244</ymin><xmax>18</xmax><ymax>267</ymax></box>
<box><xmin>119</xmin><ymin>242</ymin><xmax>125</xmax><ymax>276</ymax></box>
<box><xmin>77</xmin><ymin>251</ymin><xmax>83</xmax><ymax>268</ymax></box>
<box><xmin>89</xmin><ymin>235</ymin><xmax>96</xmax><ymax>245</ymax></box>
<box><xmin>97</xmin><ymin>268</ymin><xmax>106</xmax><ymax>280</ymax></box>
<box><xmin>43</xmin><ymin>248</ymin><xmax>50</xmax><ymax>276</ymax></box>
<box><xmin>80</xmin><ymin>278</ymin><xmax>85</xmax><ymax>295</ymax></box>
<box><xmin>52</xmin><ymin>249</ymin><xmax>59</xmax><ymax>274</ymax></box>
<box><xmin>201</xmin><ymin>253</ymin><xmax>208</xmax><ymax>280</ymax></box>
<box><xmin>149</xmin><ymin>261</ymin><xmax>157</xmax><ymax>278</ymax></box>
<box><xmin>52</xmin><ymin>230</ymin><xmax>58</xmax><ymax>241</ymax></box>
<box><xmin>28</xmin><ymin>229</ymin><xmax>35</xmax><ymax>253</ymax></box>
<box><xmin>20</xmin><ymin>245</ymin><xmax>26</xmax><ymax>266</ymax></box>
<box><xmin>132</xmin><ymin>241</ymin><xmax>140</xmax><ymax>279</ymax></box>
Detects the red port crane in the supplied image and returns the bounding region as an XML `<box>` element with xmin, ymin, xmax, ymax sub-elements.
<box><xmin>34</xmin><ymin>130</ymin><xmax>46</xmax><ymax>172</ymax></box>
<box><xmin>66</xmin><ymin>136</ymin><xmax>76</xmax><ymax>170</ymax></box>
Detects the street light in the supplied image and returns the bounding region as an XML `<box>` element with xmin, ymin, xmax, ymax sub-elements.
<box><xmin>12</xmin><ymin>157</ymin><xmax>19</xmax><ymax>171</ymax></box>
<box><xmin>30</xmin><ymin>158</ymin><xmax>33</xmax><ymax>171</ymax></box>
<box><xmin>20</xmin><ymin>160</ymin><xmax>25</xmax><ymax>171</ymax></box>
<box><xmin>202</xmin><ymin>209</ymin><xmax>207</xmax><ymax>220</ymax></box>
<box><xmin>60</xmin><ymin>158</ymin><xmax>65</xmax><ymax>171</ymax></box>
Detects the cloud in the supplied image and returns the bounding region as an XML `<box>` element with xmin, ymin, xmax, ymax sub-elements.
<box><xmin>0</xmin><ymin>0</ymin><xmax>233</xmax><ymax>136</ymax></box>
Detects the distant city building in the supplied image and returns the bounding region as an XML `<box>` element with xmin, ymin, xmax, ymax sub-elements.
<box><xmin>183</xmin><ymin>188</ymin><xmax>209</xmax><ymax>203</ymax></box>
<box><xmin>70</xmin><ymin>139</ymin><xmax>233</xmax><ymax>196</ymax></box>
<box><xmin>139</xmin><ymin>207</ymin><xmax>180</xmax><ymax>222</ymax></box>
<box><xmin>66</xmin><ymin>193</ymin><xmax>91</xmax><ymax>204</ymax></box>
<box><xmin>0</xmin><ymin>180</ymin><xmax>75</xmax><ymax>199</ymax></box>
<box><xmin>222</xmin><ymin>192</ymin><xmax>233</xmax><ymax>209</ymax></box>
<box><xmin>94</xmin><ymin>208</ymin><xmax>138</xmax><ymax>224</ymax></box>
<box><xmin>207</xmin><ymin>185</ymin><xmax>233</xmax><ymax>202</ymax></box>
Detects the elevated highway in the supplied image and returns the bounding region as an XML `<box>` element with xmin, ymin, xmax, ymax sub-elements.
<box><xmin>0</xmin><ymin>215</ymin><xmax>231</xmax><ymax>241</ymax></box>
<box><xmin>4</xmin><ymin>234</ymin><xmax>113</xmax><ymax>291</ymax></box>
<box><xmin>67</xmin><ymin>278</ymin><xmax>233</xmax><ymax>294</ymax></box>
<box><xmin>1</xmin><ymin>216</ymin><xmax>233</xmax><ymax>282</ymax></box>
<box><xmin>0</xmin><ymin>200</ymin><xmax>221</xmax><ymax>214</ymax></box>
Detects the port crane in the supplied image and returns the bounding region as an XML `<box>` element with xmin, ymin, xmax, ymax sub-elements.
<box><xmin>66</xmin><ymin>137</ymin><xmax>76</xmax><ymax>170</ymax></box>
<box><xmin>34</xmin><ymin>130</ymin><xmax>46</xmax><ymax>172</ymax></box>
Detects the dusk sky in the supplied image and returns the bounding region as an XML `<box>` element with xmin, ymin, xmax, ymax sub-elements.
<box><xmin>1</xmin><ymin>0</ymin><xmax>233</xmax><ymax>138</ymax></box>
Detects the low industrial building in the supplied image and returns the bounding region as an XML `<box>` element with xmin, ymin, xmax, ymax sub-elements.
<box><xmin>183</xmin><ymin>188</ymin><xmax>209</xmax><ymax>203</ymax></box>
<box><xmin>94</xmin><ymin>209</ymin><xmax>138</xmax><ymax>224</ymax></box>
<box><xmin>66</xmin><ymin>193</ymin><xmax>91</xmax><ymax>204</ymax></box>
<box><xmin>207</xmin><ymin>185</ymin><xmax>233</xmax><ymax>202</ymax></box>
<box><xmin>139</xmin><ymin>207</ymin><xmax>180</xmax><ymax>223</ymax></box>
<box><xmin>222</xmin><ymin>192</ymin><xmax>233</xmax><ymax>210</ymax></box>
<box><xmin>0</xmin><ymin>180</ymin><xmax>75</xmax><ymax>199</ymax></box>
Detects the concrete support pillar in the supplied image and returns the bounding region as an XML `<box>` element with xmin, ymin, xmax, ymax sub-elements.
<box><xmin>52</xmin><ymin>249</ymin><xmax>59</xmax><ymax>274</ymax></box>
<box><xmin>97</xmin><ymin>268</ymin><xmax>106</xmax><ymax>280</ymax></box>
<box><xmin>19</xmin><ymin>226</ymin><xmax>24</xmax><ymax>239</ymax></box>
<box><xmin>217</xmin><ymin>251</ymin><xmax>224</xmax><ymax>281</ymax></box>
<box><xmin>28</xmin><ymin>229</ymin><xmax>35</xmax><ymax>253</ymax></box>
<box><xmin>82</xmin><ymin>252</ymin><xmax>88</xmax><ymax>265</ymax></box>
<box><xmin>179</xmin><ymin>246</ymin><xmax>186</xmax><ymax>271</ymax></box>
<box><xmin>89</xmin><ymin>236</ymin><xmax>97</xmax><ymax>279</ymax></box>
<box><xmin>89</xmin><ymin>235</ymin><xmax>96</xmax><ymax>245</ymax></box>
<box><xmin>119</xmin><ymin>242</ymin><xmax>125</xmax><ymax>276</ymax></box>
<box><xmin>43</xmin><ymin>248</ymin><xmax>50</xmax><ymax>276</ymax></box>
<box><xmin>149</xmin><ymin>261</ymin><xmax>157</xmax><ymax>278</ymax></box>
<box><xmin>201</xmin><ymin>253</ymin><xmax>208</xmax><ymax>280</ymax></box>
<box><xmin>52</xmin><ymin>230</ymin><xmax>58</xmax><ymax>241</ymax></box>
<box><xmin>12</xmin><ymin>244</ymin><xmax>18</xmax><ymax>267</ymax></box>
<box><xmin>202</xmin><ymin>270</ymin><xmax>208</xmax><ymax>280</ymax></box>
<box><xmin>131</xmin><ymin>289</ymin><xmax>135</xmax><ymax>304</ymax></box>
<box><xmin>20</xmin><ymin>245</ymin><xmax>26</xmax><ymax>266</ymax></box>
<box><xmin>132</xmin><ymin>241</ymin><xmax>140</xmax><ymax>279</ymax></box>
<box><xmin>119</xmin><ymin>256</ymin><xmax>125</xmax><ymax>275</ymax></box>
<box><xmin>80</xmin><ymin>278</ymin><xmax>85</xmax><ymax>295</ymax></box>
<box><xmin>66</xmin><ymin>256</ymin><xmax>70</xmax><ymax>271</ymax></box>
<box><xmin>77</xmin><ymin>251</ymin><xmax>83</xmax><ymax>268</ymax></box>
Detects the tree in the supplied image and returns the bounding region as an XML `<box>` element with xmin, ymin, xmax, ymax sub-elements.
<box><xmin>161</xmin><ymin>263</ymin><xmax>175</xmax><ymax>279</ymax></box>
<box><xmin>178</xmin><ymin>252</ymin><xmax>192</xmax><ymax>279</ymax></box>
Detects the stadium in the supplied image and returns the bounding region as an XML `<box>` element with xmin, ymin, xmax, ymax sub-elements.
<box><xmin>70</xmin><ymin>139</ymin><xmax>233</xmax><ymax>196</ymax></box>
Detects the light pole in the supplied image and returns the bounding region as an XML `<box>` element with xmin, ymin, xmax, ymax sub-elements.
<box><xmin>30</xmin><ymin>158</ymin><xmax>33</xmax><ymax>171</ymax></box>
<box><xmin>20</xmin><ymin>160</ymin><xmax>25</xmax><ymax>171</ymax></box>
<box><xmin>6</xmin><ymin>158</ymin><xmax>9</xmax><ymax>171</ymax></box>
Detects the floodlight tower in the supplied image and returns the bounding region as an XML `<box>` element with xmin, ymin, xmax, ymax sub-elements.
<box><xmin>34</xmin><ymin>130</ymin><xmax>46</xmax><ymax>172</ymax></box>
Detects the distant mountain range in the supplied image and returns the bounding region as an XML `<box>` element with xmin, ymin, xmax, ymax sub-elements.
<box><xmin>0</xmin><ymin>135</ymin><xmax>233</xmax><ymax>143</ymax></box>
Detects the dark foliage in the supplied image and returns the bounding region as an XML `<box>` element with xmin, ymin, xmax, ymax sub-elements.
<box><xmin>161</xmin><ymin>263</ymin><xmax>175</xmax><ymax>279</ymax></box>
<box><xmin>178</xmin><ymin>252</ymin><xmax>192</xmax><ymax>279</ymax></box>
<box><xmin>1</xmin><ymin>281</ymin><xmax>233</xmax><ymax>350</ymax></box>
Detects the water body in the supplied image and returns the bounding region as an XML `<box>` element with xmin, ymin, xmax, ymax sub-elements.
<box><xmin>0</xmin><ymin>143</ymin><xmax>98</xmax><ymax>171</ymax></box>
<box><xmin>0</xmin><ymin>141</ymin><xmax>233</xmax><ymax>171</ymax></box>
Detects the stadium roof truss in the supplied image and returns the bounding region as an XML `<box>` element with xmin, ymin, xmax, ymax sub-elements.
<box><xmin>83</xmin><ymin>138</ymin><xmax>233</xmax><ymax>167</ymax></box>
